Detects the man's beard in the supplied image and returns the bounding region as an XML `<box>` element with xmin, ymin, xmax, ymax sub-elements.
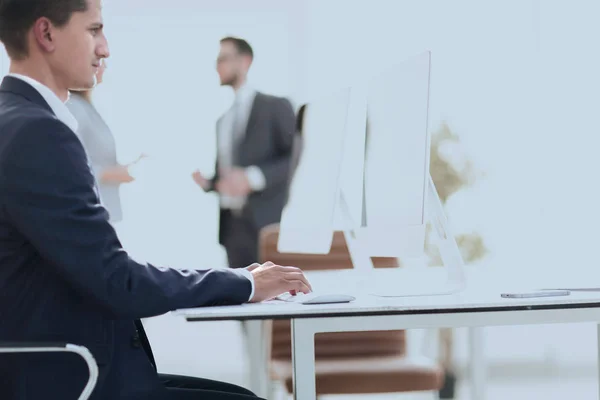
<box><xmin>221</xmin><ymin>73</ymin><xmax>239</xmax><ymax>87</ymax></box>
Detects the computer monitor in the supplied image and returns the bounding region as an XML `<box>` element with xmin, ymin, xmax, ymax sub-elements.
<box><xmin>279</xmin><ymin>51</ymin><xmax>465</xmax><ymax>296</ymax></box>
<box><xmin>354</xmin><ymin>51</ymin><xmax>432</xmax><ymax>259</ymax></box>
<box><xmin>360</xmin><ymin>51</ymin><xmax>466</xmax><ymax>295</ymax></box>
<box><xmin>277</xmin><ymin>87</ymin><xmax>352</xmax><ymax>254</ymax></box>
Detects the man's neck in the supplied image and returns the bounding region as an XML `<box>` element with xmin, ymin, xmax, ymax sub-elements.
<box><xmin>232</xmin><ymin>77</ymin><xmax>248</xmax><ymax>92</ymax></box>
<box><xmin>9</xmin><ymin>62</ymin><xmax>68</xmax><ymax>102</ymax></box>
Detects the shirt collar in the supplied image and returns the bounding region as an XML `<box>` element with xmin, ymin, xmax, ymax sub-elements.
<box><xmin>7</xmin><ymin>73</ymin><xmax>79</xmax><ymax>133</ymax></box>
<box><xmin>234</xmin><ymin>83</ymin><xmax>256</xmax><ymax>106</ymax></box>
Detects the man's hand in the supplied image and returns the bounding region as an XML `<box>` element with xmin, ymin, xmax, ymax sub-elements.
<box><xmin>191</xmin><ymin>169</ymin><xmax>209</xmax><ymax>190</ymax></box>
<box><xmin>216</xmin><ymin>167</ymin><xmax>251</xmax><ymax>196</ymax></box>
<box><xmin>246</xmin><ymin>262</ymin><xmax>312</xmax><ymax>303</ymax></box>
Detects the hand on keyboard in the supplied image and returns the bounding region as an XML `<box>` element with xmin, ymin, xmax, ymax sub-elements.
<box><xmin>246</xmin><ymin>262</ymin><xmax>312</xmax><ymax>303</ymax></box>
<box><xmin>275</xmin><ymin>292</ymin><xmax>307</xmax><ymax>302</ymax></box>
<box><xmin>274</xmin><ymin>292</ymin><xmax>356</xmax><ymax>305</ymax></box>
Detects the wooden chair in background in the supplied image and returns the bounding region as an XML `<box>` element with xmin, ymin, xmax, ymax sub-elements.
<box><xmin>259</xmin><ymin>223</ymin><xmax>445</xmax><ymax>398</ymax></box>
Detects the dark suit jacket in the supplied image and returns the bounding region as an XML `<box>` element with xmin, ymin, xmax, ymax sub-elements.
<box><xmin>208</xmin><ymin>92</ymin><xmax>296</xmax><ymax>244</ymax></box>
<box><xmin>289</xmin><ymin>103</ymin><xmax>307</xmax><ymax>185</ymax></box>
<box><xmin>0</xmin><ymin>76</ymin><xmax>252</xmax><ymax>399</ymax></box>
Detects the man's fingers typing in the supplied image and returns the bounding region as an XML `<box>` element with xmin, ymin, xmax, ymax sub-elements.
<box><xmin>246</xmin><ymin>263</ymin><xmax>261</xmax><ymax>272</ymax></box>
<box><xmin>277</xmin><ymin>265</ymin><xmax>302</xmax><ymax>273</ymax></box>
<box><xmin>282</xmin><ymin>271</ymin><xmax>312</xmax><ymax>292</ymax></box>
<box><xmin>287</xmin><ymin>280</ymin><xmax>311</xmax><ymax>294</ymax></box>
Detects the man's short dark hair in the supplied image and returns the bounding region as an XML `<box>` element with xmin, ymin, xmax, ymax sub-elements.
<box><xmin>0</xmin><ymin>0</ymin><xmax>88</xmax><ymax>60</ymax></box>
<box><xmin>220</xmin><ymin>36</ymin><xmax>253</xmax><ymax>60</ymax></box>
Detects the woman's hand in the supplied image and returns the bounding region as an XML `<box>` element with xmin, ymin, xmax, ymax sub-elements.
<box><xmin>101</xmin><ymin>165</ymin><xmax>134</xmax><ymax>184</ymax></box>
<box><xmin>100</xmin><ymin>154</ymin><xmax>147</xmax><ymax>184</ymax></box>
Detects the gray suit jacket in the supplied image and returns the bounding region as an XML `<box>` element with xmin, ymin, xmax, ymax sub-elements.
<box><xmin>66</xmin><ymin>93</ymin><xmax>123</xmax><ymax>222</ymax></box>
<box><xmin>207</xmin><ymin>92</ymin><xmax>296</xmax><ymax>243</ymax></box>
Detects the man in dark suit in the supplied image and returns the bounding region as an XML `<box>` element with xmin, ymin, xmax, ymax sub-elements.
<box><xmin>0</xmin><ymin>2</ymin><xmax>311</xmax><ymax>399</ymax></box>
<box><xmin>192</xmin><ymin>37</ymin><xmax>296</xmax><ymax>269</ymax></box>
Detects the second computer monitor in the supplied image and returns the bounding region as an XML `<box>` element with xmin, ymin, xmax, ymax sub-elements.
<box><xmin>356</xmin><ymin>51</ymin><xmax>432</xmax><ymax>258</ymax></box>
<box><xmin>277</xmin><ymin>87</ymin><xmax>352</xmax><ymax>254</ymax></box>
<box><xmin>278</xmin><ymin>51</ymin><xmax>432</xmax><ymax>260</ymax></box>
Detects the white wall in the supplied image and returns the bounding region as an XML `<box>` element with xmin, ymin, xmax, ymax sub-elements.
<box><xmin>0</xmin><ymin>42</ymin><xmax>7</xmax><ymax>75</ymax></box>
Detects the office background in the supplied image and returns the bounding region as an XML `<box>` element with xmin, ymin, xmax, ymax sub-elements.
<box><xmin>2</xmin><ymin>0</ymin><xmax>600</xmax><ymax>395</ymax></box>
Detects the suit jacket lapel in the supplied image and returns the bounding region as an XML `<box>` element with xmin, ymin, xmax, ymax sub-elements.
<box><xmin>234</xmin><ymin>93</ymin><xmax>261</xmax><ymax>165</ymax></box>
<box><xmin>0</xmin><ymin>76</ymin><xmax>54</xmax><ymax>114</ymax></box>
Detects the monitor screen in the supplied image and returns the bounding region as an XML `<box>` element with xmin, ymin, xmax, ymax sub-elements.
<box><xmin>357</xmin><ymin>51</ymin><xmax>432</xmax><ymax>257</ymax></box>
<box><xmin>277</xmin><ymin>87</ymin><xmax>352</xmax><ymax>254</ymax></box>
<box><xmin>278</xmin><ymin>51</ymin><xmax>432</xmax><ymax>259</ymax></box>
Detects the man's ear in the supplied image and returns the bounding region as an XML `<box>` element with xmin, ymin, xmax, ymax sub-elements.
<box><xmin>32</xmin><ymin>18</ymin><xmax>56</xmax><ymax>53</ymax></box>
<box><xmin>242</xmin><ymin>55</ymin><xmax>253</xmax><ymax>70</ymax></box>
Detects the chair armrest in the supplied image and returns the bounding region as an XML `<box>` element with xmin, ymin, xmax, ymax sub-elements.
<box><xmin>0</xmin><ymin>342</ymin><xmax>99</xmax><ymax>400</ymax></box>
<box><xmin>0</xmin><ymin>341</ymin><xmax>68</xmax><ymax>348</ymax></box>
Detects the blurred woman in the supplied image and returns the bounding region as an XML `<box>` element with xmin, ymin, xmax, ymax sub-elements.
<box><xmin>67</xmin><ymin>60</ymin><xmax>145</xmax><ymax>223</ymax></box>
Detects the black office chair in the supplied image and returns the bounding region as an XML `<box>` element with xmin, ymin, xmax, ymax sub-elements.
<box><xmin>0</xmin><ymin>342</ymin><xmax>99</xmax><ymax>399</ymax></box>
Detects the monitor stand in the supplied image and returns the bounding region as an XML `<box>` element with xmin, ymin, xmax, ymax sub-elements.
<box><xmin>338</xmin><ymin>174</ymin><xmax>466</xmax><ymax>297</ymax></box>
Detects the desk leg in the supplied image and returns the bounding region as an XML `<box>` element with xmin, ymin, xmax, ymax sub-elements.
<box><xmin>243</xmin><ymin>320</ymin><xmax>269</xmax><ymax>398</ymax></box>
<box><xmin>469</xmin><ymin>327</ymin><xmax>486</xmax><ymax>400</ymax></box>
<box><xmin>291</xmin><ymin>319</ymin><xmax>316</xmax><ymax>400</ymax></box>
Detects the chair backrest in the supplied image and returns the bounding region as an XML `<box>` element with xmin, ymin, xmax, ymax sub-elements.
<box><xmin>259</xmin><ymin>224</ymin><xmax>400</xmax><ymax>271</ymax></box>
<box><xmin>270</xmin><ymin>321</ymin><xmax>406</xmax><ymax>360</ymax></box>
<box><xmin>259</xmin><ymin>223</ymin><xmax>405</xmax><ymax>361</ymax></box>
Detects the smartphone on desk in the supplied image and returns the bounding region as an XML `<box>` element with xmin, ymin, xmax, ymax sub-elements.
<box><xmin>501</xmin><ymin>290</ymin><xmax>570</xmax><ymax>299</ymax></box>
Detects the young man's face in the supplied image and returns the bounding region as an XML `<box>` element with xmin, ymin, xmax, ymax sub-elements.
<box><xmin>216</xmin><ymin>41</ymin><xmax>245</xmax><ymax>87</ymax></box>
<box><xmin>49</xmin><ymin>0</ymin><xmax>109</xmax><ymax>90</ymax></box>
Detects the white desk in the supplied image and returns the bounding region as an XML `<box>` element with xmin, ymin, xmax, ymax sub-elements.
<box><xmin>176</xmin><ymin>284</ymin><xmax>600</xmax><ymax>400</ymax></box>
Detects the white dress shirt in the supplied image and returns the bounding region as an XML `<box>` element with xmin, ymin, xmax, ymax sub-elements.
<box><xmin>7</xmin><ymin>74</ymin><xmax>256</xmax><ymax>301</ymax></box>
<box><xmin>8</xmin><ymin>73</ymin><xmax>79</xmax><ymax>132</ymax></box>
<box><xmin>217</xmin><ymin>84</ymin><xmax>266</xmax><ymax>211</ymax></box>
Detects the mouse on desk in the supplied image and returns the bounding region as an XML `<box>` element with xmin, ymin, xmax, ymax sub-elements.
<box><xmin>302</xmin><ymin>294</ymin><xmax>356</xmax><ymax>305</ymax></box>
<box><xmin>277</xmin><ymin>292</ymin><xmax>356</xmax><ymax>305</ymax></box>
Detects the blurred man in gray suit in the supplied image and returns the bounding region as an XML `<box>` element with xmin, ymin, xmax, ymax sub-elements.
<box><xmin>193</xmin><ymin>37</ymin><xmax>296</xmax><ymax>268</ymax></box>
